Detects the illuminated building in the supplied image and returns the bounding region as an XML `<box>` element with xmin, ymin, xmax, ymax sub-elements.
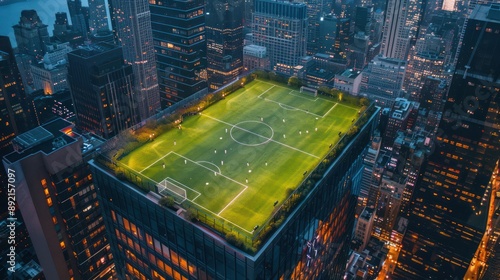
<box><xmin>305</xmin><ymin>0</ymin><xmax>330</xmax><ymax>55</ymax></box>
<box><xmin>334</xmin><ymin>69</ymin><xmax>362</xmax><ymax>95</ymax></box>
<box><xmin>382</xmin><ymin>98</ymin><xmax>418</xmax><ymax>149</ymax></box>
<box><xmin>381</xmin><ymin>0</ymin><xmax>411</xmax><ymax>60</ymax></box>
<box><xmin>109</xmin><ymin>0</ymin><xmax>161</xmax><ymax>120</ymax></box>
<box><xmin>417</xmin><ymin>77</ymin><xmax>448</xmax><ymax>136</ymax></box>
<box><xmin>31</xmin><ymin>62</ymin><xmax>67</xmax><ymax>96</ymax></box>
<box><xmin>355</xmin><ymin>207</ymin><xmax>375</xmax><ymax>251</ymax></box>
<box><xmin>317</xmin><ymin>14</ymin><xmax>336</xmax><ymax>56</ymax></box>
<box><xmin>403</xmin><ymin>11</ymin><xmax>459</xmax><ymax>100</ymax></box>
<box><xmin>206</xmin><ymin>0</ymin><xmax>244</xmax><ymax>91</ymax></box>
<box><xmin>359</xmin><ymin>55</ymin><xmax>406</xmax><ymax>107</ymax></box>
<box><xmin>2</xmin><ymin>118</ymin><xmax>115</xmax><ymax>280</ymax></box>
<box><xmin>89</xmin><ymin>105</ymin><xmax>380</xmax><ymax>279</ymax></box>
<box><xmin>0</xmin><ymin>36</ymin><xmax>34</xmax><ymax>216</ymax></box>
<box><xmin>149</xmin><ymin>0</ymin><xmax>208</xmax><ymax>107</ymax></box>
<box><xmin>394</xmin><ymin>4</ymin><xmax>500</xmax><ymax>278</ymax></box>
<box><xmin>88</xmin><ymin>0</ymin><xmax>109</xmax><ymax>34</ymax></box>
<box><xmin>53</xmin><ymin>12</ymin><xmax>71</xmax><ymax>37</ymax></box>
<box><xmin>67</xmin><ymin>43</ymin><xmax>139</xmax><ymax>139</ymax></box>
<box><xmin>252</xmin><ymin>0</ymin><xmax>308</xmax><ymax>75</ymax></box>
<box><xmin>243</xmin><ymin>45</ymin><xmax>270</xmax><ymax>71</ymax></box>
<box><xmin>13</xmin><ymin>10</ymin><xmax>50</xmax><ymax>60</ymax></box>
<box><xmin>30</xmin><ymin>43</ymin><xmax>72</xmax><ymax>95</ymax></box>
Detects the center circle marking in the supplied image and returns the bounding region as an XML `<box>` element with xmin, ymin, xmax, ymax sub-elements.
<box><xmin>230</xmin><ymin>121</ymin><xmax>274</xmax><ymax>146</ymax></box>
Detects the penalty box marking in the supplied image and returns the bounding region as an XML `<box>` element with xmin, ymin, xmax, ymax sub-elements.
<box><xmin>256</xmin><ymin>86</ymin><xmax>335</xmax><ymax>118</ymax></box>
<box><xmin>139</xmin><ymin>151</ymin><xmax>173</xmax><ymax>174</ymax></box>
<box><xmin>257</xmin><ymin>85</ymin><xmax>276</xmax><ymax>99</ymax></box>
<box><xmin>170</xmin><ymin>152</ymin><xmax>248</xmax><ymax>188</ymax></box>
<box><xmin>201</xmin><ymin>114</ymin><xmax>320</xmax><ymax>159</ymax></box>
<box><xmin>156</xmin><ymin>152</ymin><xmax>253</xmax><ymax>233</ymax></box>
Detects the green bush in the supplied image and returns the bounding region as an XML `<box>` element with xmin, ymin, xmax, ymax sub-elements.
<box><xmin>226</xmin><ymin>232</ymin><xmax>244</xmax><ymax>247</ymax></box>
<box><xmin>159</xmin><ymin>196</ymin><xmax>175</xmax><ymax>208</ymax></box>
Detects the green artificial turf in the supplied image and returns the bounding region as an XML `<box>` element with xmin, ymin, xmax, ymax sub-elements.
<box><xmin>119</xmin><ymin>79</ymin><xmax>361</xmax><ymax>233</ymax></box>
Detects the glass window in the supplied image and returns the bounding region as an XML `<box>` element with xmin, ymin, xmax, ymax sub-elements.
<box><xmin>154</xmin><ymin>238</ymin><xmax>162</xmax><ymax>254</ymax></box>
<box><xmin>162</xmin><ymin>244</ymin><xmax>170</xmax><ymax>260</ymax></box>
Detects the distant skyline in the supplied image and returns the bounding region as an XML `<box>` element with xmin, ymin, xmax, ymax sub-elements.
<box><xmin>0</xmin><ymin>0</ymin><xmax>109</xmax><ymax>47</ymax></box>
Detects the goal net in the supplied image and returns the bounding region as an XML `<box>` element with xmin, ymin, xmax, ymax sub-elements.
<box><xmin>158</xmin><ymin>178</ymin><xmax>187</xmax><ymax>203</ymax></box>
<box><xmin>300</xmin><ymin>86</ymin><xmax>318</xmax><ymax>97</ymax></box>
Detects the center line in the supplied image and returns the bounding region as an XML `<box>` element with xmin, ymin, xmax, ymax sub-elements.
<box><xmin>201</xmin><ymin>114</ymin><xmax>320</xmax><ymax>159</ymax></box>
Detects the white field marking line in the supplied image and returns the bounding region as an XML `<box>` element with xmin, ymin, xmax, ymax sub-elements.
<box><xmin>218</xmin><ymin>185</ymin><xmax>248</xmax><ymax>216</ymax></box>
<box><xmin>196</xmin><ymin>161</ymin><xmax>222</xmax><ymax>173</ymax></box>
<box><xmin>261</xmin><ymin>97</ymin><xmax>324</xmax><ymax>118</ymax></box>
<box><xmin>201</xmin><ymin>114</ymin><xmax>320</xmax><ymax>159</ymax></box>
<box><xmin>257</xmin><ymin>85</ymin><xmax>276</xmax><ymax>98</ymax></box>
<box><xmin>165</xmin><ymin>177</ymin><xmax>202</xmax><ymax>201</ymax></box>
<box><xmin>170</xmin><ymin>152</ymin><xmax>250</xmax><ymax>187</ymax></box>
<box><xmin>279</xmin><ymin>103</ymin><xmax>299</xmax><ymax>111</ymax></box>
<box><xmin>321</xmin><ymin>103</ymin><xmax>338</xmax><ymax>118</ymax></box>
<box><xmin>256</xmin><ymin>80</ymin><xmax>337</xmax><ymax>105</ymax></box>
<box><xmin>139</xmin><ymin>151</ymin><xmax>173</xmax><ymax>173</ymax></box>
<box><xmin>288</xmin><ymin>90</ymin><xmax>318</xmax><ymax>101</ymax></box>
<box><xmin>189</xmin><ymin>200</ymin><xmax>254</xmax><ymax>234</ymax></box>
<box><xmin>149</xmin><ymin>154</ymin><xmax>252</xmax><ymax>233</ymax></box>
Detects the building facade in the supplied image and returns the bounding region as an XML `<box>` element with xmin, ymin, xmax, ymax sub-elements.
<box><xmin>359</xmin><ymin>55</ymin><xmax>406</xmax><ymax>107</ymax></box>
<box><xmin>0</xmin><ymin>36</ymin><xmax>34</xmax><ymax>217</ymax></box>
<box><xmin>88</xmin><ymin>0</ymin><xmax>109</xmax><ymax>34</ymax></box>
<box><xmin>2</xmin><ymin>119</ymin><xmax>115</xmax><ymax>280</ymax></box>
<box><xmin>381</xmin><ymin>0</ymin><xmax>411</xmax><ymax>60</ymax></box>
<box><xmin>206</xmin><ymin>0</ymin><xmax>244</xmax><ymax>91</ymax></box>
<box><xmin>149</xmin><ymin>0</ymin><xmax>208</xmax><ymax>107</ymax></box>
<box><xmin>252</xmin><ymin>0</ymin><xmax>308</xmax><ymax>76</ymax></box>
<box><xmin>394</xmin><ymin>4</ymin><xmax>500</xmax><ymax>278</ymax></box>
<box><xmin>67</xmin><ymin>43</ymin><xmax>139</xmax><ymax>139</ymax></box>
<box><xmin>243</xmin><ymin>45</ymin><xmax>270</xmax><ymax>71</ymax></box>
<box><xmin>67</xmin><ymin>0</ymin><xmax>88</xmax><ymax>36</ymax></box>
<box><xmin>109</xmin><ymin>0</ymin><xmax>161</xmax><ymax>120</ymax></box>
<box><xmin>13</xmin><ymin>10</ymin><xmax>50</xmax><ymax>60</ymax></box>
<box><xmin>90</xmin><ymin>106</ymin><xmax>380</xmax><ymax>279</ymax></box>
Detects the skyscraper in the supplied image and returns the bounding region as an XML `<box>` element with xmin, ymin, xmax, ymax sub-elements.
<box><xmin>67</xmin><ymin>0</ymin><xmax>88</xmax><ymax>36</ymax></box>
<box><xmin>0</xmin><ymin>36</ymin><xmax>33</xmax><ymax>215</ymax></box>
<box><xmin>403</xmin><ymin>10</ymin><xmax>459</xmax><ymax>100</ymax></box>
<box><xmin>67</xmin><ymin>43</ymin><xmax>140</xmax><ymax>139</ymax></box>
<box><xmin>150</xmin><ymin>0</ymin><xmax>207</xmax><ymax>107</ymax></box>
<box><xmin>88</xmin><ymin>88</ymin><xmax>380</xmax><ymax>279</ymax></box>
<box><xmin>2</xmin><ymin>119</ymin><xmax>115</xmax><ymax>280</ymax></box>
<box><xmin>252</xmin><ymin>0</ymin><xmax>308</xmax><ymax>75</ymax></box>
<box><xmin>88</xmin><ymin>0</ymin><xmax>109</xmax><ymax>34</ymax></box>
<box><xmin>206</xmin><ymin>0</ymin><xmax>244</xmax><ymax>91</ymax></box>
<box><xmin>381</xmin><ymin>0</ymin><xmax>423</xmax><ymax>60</ymax></box>
<box><xmin>305</xmin><ymin>0</ymin><xmax>330</xmax><ymax>55</ymax></box>
<box><xmin>109</xmin><ymin>0</ymin><xmax>161</xmax><ymax>120</ymax></box>
<box><xmin>394</xmin><ymin>4</ymin><xmax>500</xmax><ymax>278</ymax></box>
<box><xmin>359</xmin><ymin>55</ymin><xmax>406</xmax><ymax>107</ymax></box>
<box><xmin>0</xmin><ymin>36</ymin><xmax>32</xmax><ymax>142</ymax></box>
<box><xmin>53</xmin><ymin>12</ymin><xmax>71</xmax><ymax>37</ymax></box>
<box><xmin>13</xmin><ymin>10</ymin><xmax>50</xmax><ymax>60</ymax></box>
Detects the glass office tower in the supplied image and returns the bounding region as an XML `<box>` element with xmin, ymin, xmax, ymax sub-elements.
<box><xmin>149</xmin><ymin>0</ymin><xmax>208</xmax><ymax>107</ymax></box>
<box><xmin>394</xmin><ymin>4</ymin><xmax>500</xmax><ymax>279</ymax></box>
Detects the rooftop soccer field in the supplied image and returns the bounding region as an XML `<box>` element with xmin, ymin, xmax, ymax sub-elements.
<box><xmin>118</xmin><ymin>79</ymin><xmax>362</xmax><ymax>235</ymax></box>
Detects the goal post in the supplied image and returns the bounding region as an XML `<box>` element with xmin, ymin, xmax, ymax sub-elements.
<box><xmin>300</xmin><ymin>86</ymin><xmax>318</xmax><ymax>97</ymax></box>
<box><xmin>158</xmin><ymin>178</ymin><xmax>187</xmax><ymax>203</ymax></box>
